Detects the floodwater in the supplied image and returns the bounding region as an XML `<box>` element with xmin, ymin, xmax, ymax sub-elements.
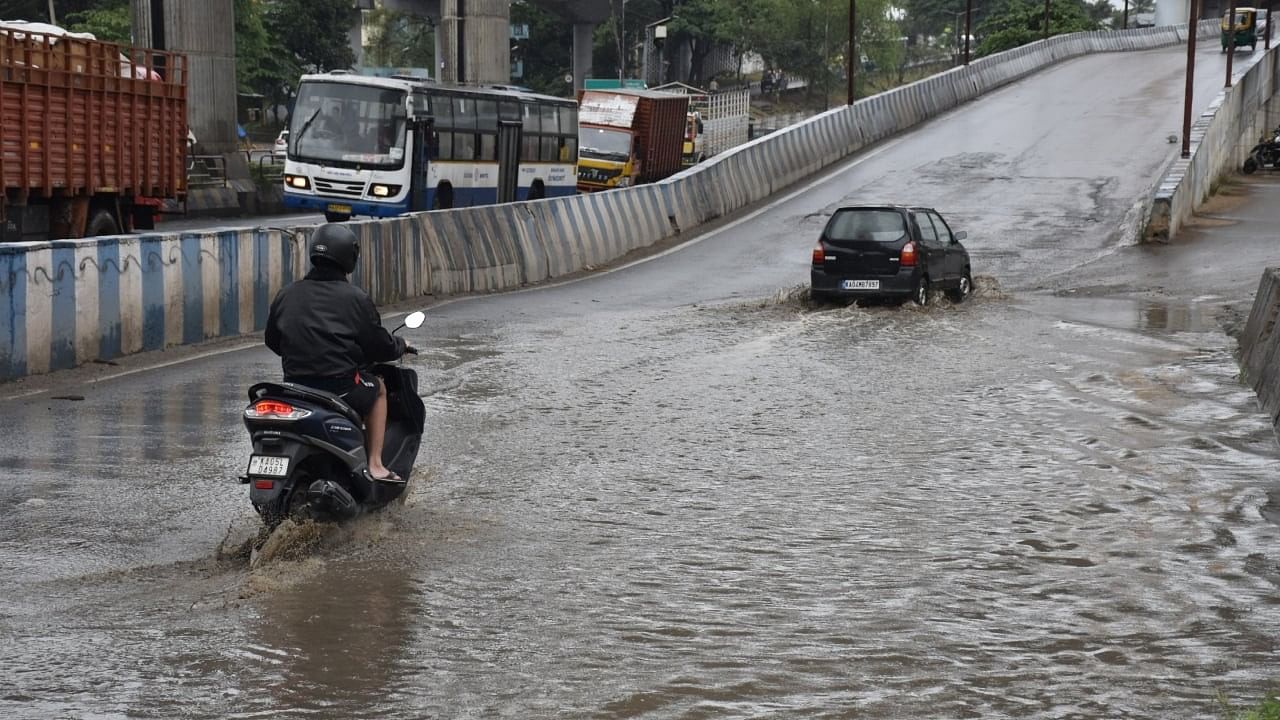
<box><xmin>2</xmin><ymin>285</ymin><xmax>1277</xmax><ymax>719</ymax></box>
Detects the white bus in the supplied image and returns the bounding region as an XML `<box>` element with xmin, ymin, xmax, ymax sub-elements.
<box><xmin>282</xmin><ymin>72</ymin><xmax>579</xmax><ymax>221</ymax></box>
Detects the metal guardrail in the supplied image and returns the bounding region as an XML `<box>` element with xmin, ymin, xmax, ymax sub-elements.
<box><xmin>256</xmin><ymin>154</ymin><xmax>284</xmax><ymax>183</ymax></box>
<box><xmin>186</xmin><ymin>154</ymin><xmax>228</xmax><ymax>189</ymax></box>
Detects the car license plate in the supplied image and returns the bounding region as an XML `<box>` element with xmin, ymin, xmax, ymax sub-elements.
<box><xmin>326</xmin><ymin>203</ymin><xmax>352</xmax><ymax>215</ymax></box>
<box><xmin>247</xmin><ymin>455</ymin><xmax>290</xmax><ymax>477</ymax></box>
<box><xmin>842</xmin><ymin>280</ymin><xmax>880</xmax><ymax>290</ymax></box>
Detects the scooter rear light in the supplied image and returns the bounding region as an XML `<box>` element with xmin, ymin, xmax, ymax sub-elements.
<box><xmin>245</xmin><ymin>400</ymin><xmax>312</xmax><ymax>421</ymax></box>
<box><xmin>254</xmin><ymin>479</ymin><xmax>275</xmax><ymax>490</ymax></box>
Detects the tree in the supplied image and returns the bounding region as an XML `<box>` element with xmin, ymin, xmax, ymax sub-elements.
<box><xmin>511</xmin><ymin>0</ymin><xmax>572</xmax><ymax>95</ymax></box>
<box><xmin>362</xmin><ymin>6</ymin><xmax>434</xmax><ymax>69</ymax></box>
<box><xmin>265</xmin><ymin>0</ymin><xmax>356</xmax><ymax>73</ymax></box>
<box><xmin>975</xmin><ymin>0</ymin><xmax>1099</xmax><ymax>56</ymax></box>
<box><xmin>667</xmin><ymin>0</ymin><xmax>734</xmax><ymax>85</ymax></box>
<box><xmin>64</xmin><ymin>0</ymin><xmax>130</xmax><ymax>44</ymax></box>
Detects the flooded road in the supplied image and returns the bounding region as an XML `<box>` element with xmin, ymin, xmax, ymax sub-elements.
<box><xmin>3</xmin><ymin>45</ymin><xmax>1279</xmax><ymax>717</ymax></box>
<box><xmin>4</xmin><ymin>290</ymin><xmax>1278</xmax><ymax>718</ymax></box>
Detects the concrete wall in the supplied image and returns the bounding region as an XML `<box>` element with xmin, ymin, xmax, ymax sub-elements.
<box><xmin>1237</xmin><ymin>268</ymin><xmax>1280</xmax><ymax>427</ymax></box>
<box><xmin>0</xmin><ymin>24</ymin><xmax>1216</xmax><ymax>382</ymax></box>
<box><xmin>1146</xmin><ymin>30</ymin><xmax>1280</xmax><ymax>241</ymax></box>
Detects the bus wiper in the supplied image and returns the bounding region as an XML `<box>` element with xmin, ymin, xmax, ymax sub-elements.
<box><xmin>293</xmin><ymin>108</ymin><xmax>322</xmax><ymax>150</ymax></box>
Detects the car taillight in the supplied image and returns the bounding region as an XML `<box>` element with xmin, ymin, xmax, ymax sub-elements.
<box><xmin>812</xmin><ymin>242</ymin><xmax>826</xmax><ymax>265</ymax></box>
<box><xmin>245</xmin><ymin>400</ymin><xmax>312</xmax><ymax>421</ymax></box>
<box><xmin>900</xmin><ymin>241</ymin><xmax>917</xmax><ymax>267</ymax></box>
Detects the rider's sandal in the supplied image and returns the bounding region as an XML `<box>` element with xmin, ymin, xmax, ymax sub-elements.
<box><xmin>368</xmin><ymin>470</ymin><xmax>404</xmax><ymax>485</ymax></box>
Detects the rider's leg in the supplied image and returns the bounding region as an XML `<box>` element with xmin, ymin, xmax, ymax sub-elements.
<box><xmin>365</xmin><ymin>379</ymin><xmax>393</xmax><ymax>479</ymax></box>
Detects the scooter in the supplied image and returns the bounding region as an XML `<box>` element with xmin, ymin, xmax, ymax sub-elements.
<box><xmin>1242</xmin><ymin>125</ymin><xmax>1280</xmax><ymax>174</ymax></box>
<box><xmin>240</xmin><ymin>310</ymin><xmax>427</xmax><ymax>528</ymax></box>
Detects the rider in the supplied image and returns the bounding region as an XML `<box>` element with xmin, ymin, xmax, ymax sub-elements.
<box><xmin>265</xmin><ymin>223</ymin><xmax>410</xmax><ymax>483</ymax></box>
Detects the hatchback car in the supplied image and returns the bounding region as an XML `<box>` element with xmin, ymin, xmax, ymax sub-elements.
<box><xmin>810</xmin><ymin>205</ymin><xmax>973</xmax><ymax>305</ymax></box>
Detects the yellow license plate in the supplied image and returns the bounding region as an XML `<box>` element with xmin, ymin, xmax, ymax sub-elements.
<box><xmin>326</xmin><ymin>203</ymin><xmax>352</xmax><ymax>215</ymax></box>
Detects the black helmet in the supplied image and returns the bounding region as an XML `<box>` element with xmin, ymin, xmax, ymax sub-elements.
<box><xmin>310</xmin><ymin>223</ymin><xmax>360</xmax><ymax>274</ymax></box>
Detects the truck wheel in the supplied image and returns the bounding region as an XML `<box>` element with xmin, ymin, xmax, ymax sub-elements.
<box><xmin>131</xmin><ymin>205</ymin><xmax>155</xmax><ymax>231</ymax></box>
<box><xmin>86</xmin><ymin>208</ymin><xmax>120</xmax><ymax>238</ymax></box>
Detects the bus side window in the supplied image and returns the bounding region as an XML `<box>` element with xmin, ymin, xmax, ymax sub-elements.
<box><xmin>476</xmin><ymin>99</ymin><xmax>498</xmax><ymax>161</ymax></box>
<box><xmin>522</xmin><ymin>103</ymin><xmax>540</xmax><ymax>134</ymax></box>
<box><xmin>521</xmin><ymin>135</ymin><xmax>539</xmax><ymax>162</ymax></box>
<box><xmin>560</xmin><ymin>136</ymin><xmax>577</xmax><ymax>162</ymax></box>
<box><xmin>541</xmin><ymin>136</ymin><xmax>558</xmax><ymax>163</ymax></box>
<box><xmin>454</xmin><ymin>131</ymin><xmax>477</xmax><ymax>161</ymax></box>
<box><xmin>437</xmin><ymin>131</ymin><xmax>454</xmax><ymax>161</ymax></box>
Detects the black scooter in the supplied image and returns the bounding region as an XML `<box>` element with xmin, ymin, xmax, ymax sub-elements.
<box><xmin>1242</xmin><ymin>125</ymin><xmax>1280</xmax><ymax>174</ymax></box>
<box><xmin>240</xmin><ymin>311</ymin><xmax>426</xmax><ymax>527</ymax></box>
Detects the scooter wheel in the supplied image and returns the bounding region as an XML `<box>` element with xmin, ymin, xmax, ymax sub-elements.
<box><xmin>1244</xmin><ymin>157</ymin><xmax>1259</xmax><ymax>174</ymax></box>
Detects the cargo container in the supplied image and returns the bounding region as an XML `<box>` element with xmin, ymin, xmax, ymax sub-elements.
<box><xmin>576</xmin><ymin>89</ymin><xmax>688</xmax><ymax>192</ymax></box>
<box><xmin>1</xmin><ymin>22</ymin><xmax>187</xmax><ymax>241</ymax></box>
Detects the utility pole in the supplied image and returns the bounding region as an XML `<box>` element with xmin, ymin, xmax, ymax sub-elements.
<box><xmin>47</xmin><ymin>0</ymin><xmax>56</xmax><ymax>25</ymax></box>
<box><xmin>1044</xmin><ymin>0</ymin><xmax>1052</xmax><ymax>40</ymax></box>
<box><xmin>1268</xmin><ymin>0</ymin><xmax>1273</xmax><ymax>49</ymax></box>
<box><xmin>1226</xmin><ymin>0</ymin><xmax>1237</xmax><ymax>86</ymax></box>
<box><xmin>964</xmin><ymin>0</ymin><xmax>973</xmax><ymax>65</ymax></box>
<box><xmin>1182</xmin><ymin>0</ymin><xmax>1199</xmax><ymax>158</ymax></box>
<box><xmin>847</xmin><ymin>0</ymin><xmax>856</xmax><ymax>103</ymax></box>
<box><xmin>1123</xmin><ymin>0</ymin><xmax>1129</xmax><ymax>29</ymax></box>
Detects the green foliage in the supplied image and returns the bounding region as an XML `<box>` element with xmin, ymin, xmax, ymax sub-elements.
<box><xmin>265</xmin><ymin>0</ymin><xmax>355</xmax><ymax>74</ymax></box>
<box><xmin>900</xmin><ymin>0</ymin><xmax>964</xmax><ymax>45</ymax></box>
<box><xmin>64</xmin><ymin>0</ymin><xmax>131</xmax><ymax>45</ymax></box>
<box><xmin>511</xmin><ymin>0</ymin><xmax>572</xmax><ymax>95</ymax></box>
<box><xmin>1224</xmin><ymin>694</ymin><xmax>1280</xmax><ymax>720</ymax></box>
<box><xmin>362</xmin><ymin>6</ymin><xmax>434</xmax><ymax>69</ymax></box>
<box><xmin>974</xmin><ymin>0</ymin><xmax>1099</xmax><ymax>56</ymax></box>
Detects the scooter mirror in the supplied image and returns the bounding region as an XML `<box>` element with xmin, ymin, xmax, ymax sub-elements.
<box><xmin>404</xmin><ymin>311</ymin><xmax>426</xmax><ymax>329</ymax></box>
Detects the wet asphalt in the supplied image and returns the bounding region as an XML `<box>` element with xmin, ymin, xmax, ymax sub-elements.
<box><xmin>2</xmin><ymin>44</ymin><xmax>1279</xmax><ymax>718</ymax></box>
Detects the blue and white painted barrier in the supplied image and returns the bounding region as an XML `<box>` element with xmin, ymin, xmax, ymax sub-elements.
<box><xmin>0</xmin><ymin>22</ymin><xmax>1218</xmax><ymax>382</ymax></box>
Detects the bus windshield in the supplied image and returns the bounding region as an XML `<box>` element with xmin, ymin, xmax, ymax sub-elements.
<box><xmin>579</xmin><ymin>127</ymin><xmax>632</xmax><ymax>161</ymax></box>
<box><xmin>291</xmin><ymin>81</ymin><xmax>408</xmax><ymax>169</ymax></box>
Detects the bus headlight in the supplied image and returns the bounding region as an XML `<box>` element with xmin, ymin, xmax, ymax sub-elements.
<box><xmin>369</xmin><ymin>184</ymin><xmax>402</xmax><ymax>198</ymax></box>
<box><xmin>284</xmin><ymin>174</ymin><xmax>310</xmax><ymax>190</ymax></box>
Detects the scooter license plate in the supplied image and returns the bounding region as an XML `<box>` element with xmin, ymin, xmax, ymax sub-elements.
<box><xmin>247</xmin><ymin>455</ymin><xmax>290</xmax><ymax>477</ymax></box>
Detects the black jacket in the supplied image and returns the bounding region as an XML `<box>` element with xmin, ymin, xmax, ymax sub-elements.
<box><xmin>265</xmin><ymin>265</ymin><xmax>405</xmax><ymax>380</ymax></box>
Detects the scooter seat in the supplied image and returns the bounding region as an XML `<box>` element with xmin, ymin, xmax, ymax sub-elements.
<box><xmin>248</xmin><ymin>382</ymin><xmax>365</xmax><ymax>427</ymax></box>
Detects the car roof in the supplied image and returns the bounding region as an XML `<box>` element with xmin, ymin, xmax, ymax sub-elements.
<box><xmin>831</xmin><ymin>205</ymin><xmax>937</xmax><ymax>213</ymax></box>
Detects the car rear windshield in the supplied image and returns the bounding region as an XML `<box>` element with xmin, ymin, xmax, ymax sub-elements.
<box><xmin>826</xmin><ymin>209</ymin><xmax>907</xmax><ymax>243</ymax></box>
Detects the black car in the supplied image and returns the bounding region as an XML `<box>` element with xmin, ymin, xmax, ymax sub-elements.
<box><xmin>810</xmin><ymin>205</ymin><xmax>973</xmax><ymax>305</ymax></box>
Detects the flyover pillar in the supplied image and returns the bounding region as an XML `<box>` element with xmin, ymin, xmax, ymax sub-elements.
<box><xmin>131</xmin><ymin>0</ymin><xmax>237</xmax><ymax>153</ymax></box>
<box><xmin>572</xmin><ymin>22</ymin><xmax>594</xmax><ymax>92</ymax></box>
<box><xmin>439</xmin><ymin>0</ymin><xmax>510</xmax><ymax>84</ymax></box>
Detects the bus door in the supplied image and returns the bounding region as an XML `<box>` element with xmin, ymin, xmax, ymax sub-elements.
<box><xmin>496</xmin><ymin>121</ymin><xmax>522</xmax><ymax>204</ymax></box>
<box><xmin>410</xmin><ymin>119</ymin><xmax>434</xmax><ymax>212</ymax></box>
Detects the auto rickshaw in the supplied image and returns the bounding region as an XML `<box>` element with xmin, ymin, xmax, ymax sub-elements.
<box><xmin>1221</xmin><ymin>7</ymin><xmax>1259</xmax><ymax>52</ymax></box>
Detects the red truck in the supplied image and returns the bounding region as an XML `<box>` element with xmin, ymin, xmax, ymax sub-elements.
<box><xmin>1</xmin><ymin>22</ymin><xmax>187</xmax><ymax>241</ymax></box>
<box><xmin>576</xmin><ymin>89</ymin><xmax>688</xmax><ymax>192</ymax></box>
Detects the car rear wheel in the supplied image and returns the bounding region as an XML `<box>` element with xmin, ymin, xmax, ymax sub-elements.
<box><xmin>912</xmin><ymin>277</ymin><xmax>929</xmax><ymax>306</ymax></box>
<box><xmin>947</xmin><ymin>270</ymin><xmax>973</xmax><ymax>303</ymax></box>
